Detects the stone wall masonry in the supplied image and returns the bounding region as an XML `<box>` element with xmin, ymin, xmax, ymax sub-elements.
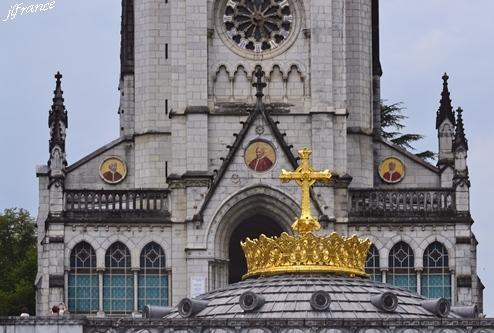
<box><xmin>208</xmin><ymin>115</ymin><xmax>247</xmax><ymax>173</ymax></box>
<box><xmin>171</xmin><ymin>117</ymin><xmax>187</xmax><ymax>176</ymax></box>
<box><xmin>119</xmin><ymin>74</ymin><xmax>135</xmax><ymax>137</ymax></box>
<box><xmin>65</xmin><ymin>141</ymin><xmax>135</xmax><ymax>190</ymax></box>
<box><xmin>345</xmin><ymin>0</ymin><xmax>373</xmax><ymax>129</ymax></box>
<box><xmin>332</xmin><ymin>0</ymin><xmax>347</xmax><ymax>111</ymax></box>
<box><xmin>186</xmin><ymin>0</ymin><xmax>208</xmax><ymax>107</ymax></box>
<box><xmin>134</xmin><ymin>0</ymin><xmax>171</xmax><ymax>133</ymax></box>
<box><xmin>134</xmin><ymin>134</ymin><xmax>170</xmax><ymax>188</ymax></box>
<box><xmin>35</xmin><ymin>170</ymin><xmax>50</xmax><ymax>315</ymax></box>
<box><xmin>171</xmin><ymin>1</ymin><xmax>187</xmax><ymax>111</ymax></box>
<box><xmin>333</xmin><ymin>113</ymin><xmax>348</xmax><ymax>174</ymax></box>
<box><xmin>186</xmin><ymin>113</ymin><xmax>209</xmax><ymax>171</ymax></box>
<box><xmin>373</xmin><ymin>141</ymin><xmax>440</xmax><ymax>188</ymax></box>
<box><xmin>2</xmin><ymin>317</ymin><xmax>494</xmax><ymax>333</ymax></box>
<box><xmin>347</xmin><ymin>134</ymin><xmax>373</xmax><ymax>187</ymax></box>
<box><xmin>310</xmin><ymin>0</ymin><xmax>334</xmax><ymax>112</ymax></box>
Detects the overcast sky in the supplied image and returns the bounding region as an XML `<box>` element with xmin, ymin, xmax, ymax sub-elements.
<box><xmin>0</xmin><ymin>0</ymin><xmax>493</xmax><ymax>315</ymax></box>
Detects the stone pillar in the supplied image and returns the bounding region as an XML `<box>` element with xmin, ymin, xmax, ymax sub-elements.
<box><xmin>132</xmin><ymin>269</ymin><xmax>139</xmax><ymax>313</ymax></box>
<box><xmin>451</xmin><ymin>270</ymin><xmax>456</xmax><ymax>306</ymax></box>
<box><xmin>64</xmin><ymin>270</ymin><xmax>69</xmax><ymax>308</ymax></box>
<box><xmin>97</xmin><ymin>269</ymin><xmax>105</xmax><ymax>317</ymax></box>
<box><xmin>185</xmin><ymin>0</ymin><xmax>208</xmax><ymax>108</ymax></box>
<box><xmin>416</xmin><ymin>269</ymin><xmax>422</xmax><ymax>295</ymax></box>
<box><xmin>310</xmin><ymin>0</ymin><xmax>333</xmax><ymax>112</ymax></box>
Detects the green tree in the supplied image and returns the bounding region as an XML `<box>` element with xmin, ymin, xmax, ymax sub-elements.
<box><xmin>0</xmin><ymin>208</ymin><xmax>37</xmax><ymax>316</ymax></box>
<box><xmin>381</xmin><ymin>102</ymin><xmax>436</xmax><ymax>162</ymax></box>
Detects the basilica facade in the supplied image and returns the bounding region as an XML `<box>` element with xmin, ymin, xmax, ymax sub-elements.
<box><xmin>35</xmin><ymin>0</ymin><xmax>482</xmax><ymax>317</ymax></box>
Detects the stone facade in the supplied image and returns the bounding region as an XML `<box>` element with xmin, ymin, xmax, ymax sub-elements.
<box><xmin>35</xmin><ymin>0</ymin><xmax>482</xmax><ymax>317</ymax></box>
<box><xmin>2</xmin><ymin>317</ymin><xmax>494</xmax><ymax>333</ymax></box>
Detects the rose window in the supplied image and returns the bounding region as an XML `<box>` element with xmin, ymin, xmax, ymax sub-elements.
<box><xmin>223</xmin><ymin>0</ymin><xmax>294</xmax><ymax>53</ymax></box>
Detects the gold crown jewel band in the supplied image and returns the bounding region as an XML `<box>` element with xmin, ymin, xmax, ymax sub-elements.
<box><xmin>241</xmin><ymin>148</ymin><xmax>372</xmax><ymax>279</ymax></box>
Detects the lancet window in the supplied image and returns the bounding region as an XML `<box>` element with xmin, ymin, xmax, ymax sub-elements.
<box><xmin>103</xmin><ymin>242</ymin><xmax>133</xmax><ymax>314</ymax></box>
<box><xmin>388</xmin><ymin>242</ymin><xmax>417</xmax><ymax>292</ymax></box>
<box><xmin>68</xmin><ymin>242</ymin><xmax>98</xmax><ymax>313</ymax></box>
<box><xmin>138</xmin><ymin>242</ymin><xmax>169</xmax><ymax>310</ymax></box>
<box><xmin>421</xmin><ymin>242</ymin><xmax>451</xmax><ymax>301</ymax></box>
<box><xmin>365</xmin><ymin>244</ymin><xmax>381</xmax><ymax>282</ymax></box>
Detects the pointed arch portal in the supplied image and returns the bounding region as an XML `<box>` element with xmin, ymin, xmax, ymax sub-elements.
<box><xmin>228</xmin><ymin>214</ymin><xmax>284</xmax><ymax>283</ymax></box>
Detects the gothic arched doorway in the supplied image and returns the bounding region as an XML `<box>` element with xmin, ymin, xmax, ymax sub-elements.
<box><xmin>228</xmin><ymin>214</ymin><xmax>284</xmax><ymax>283</ymax></box>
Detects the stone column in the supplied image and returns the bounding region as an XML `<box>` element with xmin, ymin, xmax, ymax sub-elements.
<box><xmin>64</xmin><ymin>270</ymin><xmax>69</xmax><ymax>308</ymax></box>
<box><xmin>450</xmin><ymin>270</ymin><xmax>456</xmax><ymax>306</ymax></box>
<box><xmin>132</xmin><ymin>269</ymin><xmax>139</xmax><ymax>314</ymax></box>
<box><xmin>97</xmin><ymin>269</ymin><xmax>105</xmax><ymax>317</ymax></box>
<box><xmin>416</xmin><ymin>268</ymin><xmax>423</xmax><ymax>295</ymax></box>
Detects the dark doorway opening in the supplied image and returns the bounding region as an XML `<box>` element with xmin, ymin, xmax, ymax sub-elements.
<box><xmin>228</xmin><ymin>215</ymin><xmax>284</xmax><ymax>284</ymax></box>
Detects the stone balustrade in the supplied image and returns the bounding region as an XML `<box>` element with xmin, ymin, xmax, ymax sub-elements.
<box><xmin>64</xmin><ymin>189</ymin><xmax>169</xmax><ymax>213</ymax></box>
<box><xmin>349</xmin><ymin>188</ymin><xmax>456</xmax><ymax>217</ymax></box>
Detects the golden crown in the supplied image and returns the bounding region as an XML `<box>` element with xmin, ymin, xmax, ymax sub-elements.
<box><xmin>241</xmin><ymin>148</ymin><xmax>372</xmax><ymax>279</ymax></box>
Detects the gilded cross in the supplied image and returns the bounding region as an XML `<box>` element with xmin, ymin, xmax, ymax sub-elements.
<box><xmin>280</xmin><ymin>148</ymin><xmax>332</xmax><ymax>234</ymax></box>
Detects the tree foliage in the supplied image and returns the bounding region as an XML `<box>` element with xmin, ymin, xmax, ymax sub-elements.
<box><xmin>0</xmin><ymin>208</ymin><xmax>37</xmax><ymax>316</ymax></box>
<box><xmin>381</xmin><ymin>102</ymin><xmax>436</xmax><ymax>162</ymax></box>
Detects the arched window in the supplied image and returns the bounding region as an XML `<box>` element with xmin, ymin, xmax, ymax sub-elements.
<box><xmin>388</xmin><ymin>242</ymin><xmax>416</xmax><ymax>292</ymax></box>
<box><xmin>365</xmin><ymin>244</ymin><xmax>381</xmax><ymax>282</ymax></box>
<box><xmin>68</xmin><ymin>242</ymin><xmax>98</xmax><ymax>313</ymax></box>
<box><xmin>103</xmin><ymin>242</ymin><xmax>133</xmax><ymax>314</ymax></box>
<box><xmin>138</xmin><ymin>242</ymin><xmax>169</xmax><ymax>310</ymax></box>
<box><xmin>422</xmin><ymin>242</ymin><xmax>451</xmax><ymax>301</ymax></box>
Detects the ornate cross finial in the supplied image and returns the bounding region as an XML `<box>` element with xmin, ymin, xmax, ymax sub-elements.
<box><xmin>436</xmin><ymin>72</ymin><xmax>455</xmax><ymax>129</ymax></box>
<box><xmin>454</xmin><ymin>107</ymin><xmax>468</xmax><ymax>151</ymax></box>
<box><xmin>280</xmin><ymin>148</ymin><xmax>332</xmax><ymax>234</ymax></box>
<box><xmin>252</xmin><ymin>66</ymin><xmax>266</xmax><ymax>102</ymax></box>
<box><xmin>55</xmin><ymin>71</ymin><xmax>62</xmax><ymax>82</ymax></box>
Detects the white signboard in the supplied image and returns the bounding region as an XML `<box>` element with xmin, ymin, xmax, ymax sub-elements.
<box><xmin>190</xmin><ymin>276</ymin><xmax>207</xmax><ymax>298</ymax></box>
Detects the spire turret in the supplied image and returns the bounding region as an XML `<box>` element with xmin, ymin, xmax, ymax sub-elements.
<box><xmin>453</xmin><ymin>107</ymin><xmax>468</xmax><ymax>151</ymax></box>
<box><xmin>436</xmin><ymin>73</ymin><xmax>456</xmax><ymax>168</ymax></box>
<box><xmin>452</xmin><ymin>107</ymin><xmax>470</xmax><ymax>211</ymax></box>
<box><xmin>436</xmin><ymin>73</ymin><xmax>456</xmax><ymax>129</ymax></box>
<box><xmin>48</xmin><ymin>71</ymin><xmax>68</xmax><ymax>176</ymax></box>
<box><xmin>49</xmin><ymin>72</ymin><xmax>68</xmax><ymax>155</ymax></box>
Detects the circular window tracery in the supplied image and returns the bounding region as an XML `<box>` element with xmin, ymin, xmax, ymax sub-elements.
<box><xmin>224</xmin><ymin>0</ymin><xmax>293</xmax><ymax>53</ymax></box>
<box><xmin>217</xmin><ymin>0</ymin><xmax>301</xmax><ymax>59</ymax></box>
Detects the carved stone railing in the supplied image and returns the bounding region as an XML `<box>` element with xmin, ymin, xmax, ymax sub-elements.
<box><xmin>64</xmin><ymin>189</ymin><xmax>169</xmax><ymax>213</ymax></box>
<box><xmin>349</xmin><ymin>188</ymin><xmax>456</xmax><ymax>217</ymax></box>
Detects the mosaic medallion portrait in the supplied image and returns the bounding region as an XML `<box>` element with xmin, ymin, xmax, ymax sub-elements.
<box><xmin>244</xmin><ymin>141</ymin><xmax>276</xmax><ymax>173</ymax></box>
<box><xmin>99</xmin><ymin>157</ymin><xmax>127</xmax><ymax>184</ymax></box>
<box><xmin>378</xmin><ymin>157</ymin><xmax>405</xmax><ymax>184</ymax></box>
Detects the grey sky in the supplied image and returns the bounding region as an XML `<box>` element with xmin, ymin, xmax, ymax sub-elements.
<box><xmin>0</xmin><ymin>0</ymin><xmax>492</xmax><ymax>315</ymax></box>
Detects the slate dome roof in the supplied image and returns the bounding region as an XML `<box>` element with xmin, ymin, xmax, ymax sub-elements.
<box><xmin>165</xmin><ymin>274</ymin><xmax>459</xmax><ymax>319</ymax></box>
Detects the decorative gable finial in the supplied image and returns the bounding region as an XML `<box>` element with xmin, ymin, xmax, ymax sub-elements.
<box><xmin>436</xmin><ymin>72</ymin><xmax>456</xmax><ymax>129</ymax></box>
<box><xmin>252</xmin><ymin>66</ymin><xmax>267</xmax><ymax>109</ymax></box>
<box><xmin>453</xmin><ymin>107</ymin><xmax>468</xmax><ymax>151</ymax></box>
<box><xmin>48</xmin><ymin>71</ymin><xmax>68</xmax><ymax>170</ymax></box>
